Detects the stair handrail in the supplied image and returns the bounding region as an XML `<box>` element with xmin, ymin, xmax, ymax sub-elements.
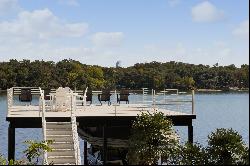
<box><xmin>40</xmin><ymin>89</ymin><xmax>48</xmax><ymax>165</ymax></box>
<box><xmin>71</xmin><ymin>91</ymin><xmax>81</xmax><ymax>165</ymax></box>
<box><xmin>7</xmin><ymin>88</ymin><xmax>13</xmax><ymax>110</ymax></box>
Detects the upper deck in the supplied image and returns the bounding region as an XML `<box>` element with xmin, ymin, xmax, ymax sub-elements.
<box><xmin>6</xmin><ymin>87</ymin><xmax>196</xmax><ymax>127</ymax></box>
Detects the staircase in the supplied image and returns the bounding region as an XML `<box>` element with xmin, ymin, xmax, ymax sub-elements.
<box><xmin>46</xmin><ymin>122</ymin><xmax>77</xmax><ymax>165</ymax></box>
<box><xmin>40</xmin><ymin>88</ymin><xmax>81</xmax><ymax>165</ymax></box>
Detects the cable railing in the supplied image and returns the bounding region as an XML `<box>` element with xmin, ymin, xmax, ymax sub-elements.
<box><xmin>150</xmin><ymin>89</ymin><xmax>195</xmax><ymax>114</ymax></box>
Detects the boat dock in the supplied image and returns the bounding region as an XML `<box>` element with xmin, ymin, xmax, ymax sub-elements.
<box><xmin>6</xmin><ymin>87</ymin><xmax>196</xmax><ymax>164</ymax></box>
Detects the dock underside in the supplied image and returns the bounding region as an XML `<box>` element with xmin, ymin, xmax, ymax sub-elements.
<box><xmin>6</xmin><ymin>106</ymin><xmax>196</xmax><ymax>162</ymax></box>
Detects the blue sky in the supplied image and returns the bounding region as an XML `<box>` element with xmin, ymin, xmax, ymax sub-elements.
<box><xmin>0</xmin><ymin>0</ymin><xmax>249</xmax><ymax>67</ymax></box>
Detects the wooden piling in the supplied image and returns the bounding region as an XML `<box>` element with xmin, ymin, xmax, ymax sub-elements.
<box><xmin>8</xmin><ymin>124</ymin><xmax>15</xmax><ymax>161</ymax></box>
<box><xmin>188</xmin><ymin>125</ymin><xmax>193</xmax><ymax>143</ymax></box>
<box><xmin>84</xmin><ymin>140</ymin><xmax>88</xmax><ymax>165</ymax></box>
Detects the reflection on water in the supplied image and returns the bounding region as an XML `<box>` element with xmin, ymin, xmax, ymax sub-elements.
<box><xmin>0</xmin><ymin>92</ymin><xmax>249</xmax><ymax>160</ymax></box>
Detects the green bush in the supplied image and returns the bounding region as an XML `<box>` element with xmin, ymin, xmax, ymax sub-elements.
<box><xmin>23</xmin><ymin>140</ymin><xmax>53</xmax><ymax>165</ymax></box>
<box><xmin>127</xmin><ymin>112</ymin><xmax>179</xmax><ymax>165</ymax></box>
<box><xmin>127</xmin><ymin>112</ymin><xmax>249</xmax><ymax>165</ymax></box>
<box><xmin>0</xmin><ymin>140</ymin><xmax>53</xmax><ymax>165</ymax></box>
<box><xmin>206</xmin><ymin>128</ymin><xmax>249</xmax><ymax>165</ymax></box>
<box><xmin>178</xmin><ymin>143</ymin><xmax>208</xmax><ymax>165</ymax></box>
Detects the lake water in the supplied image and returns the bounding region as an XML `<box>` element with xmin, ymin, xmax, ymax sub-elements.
<box><xmin>0</xmin><ymin>92</ymin><xmax>249</xmax><ymax>160</ymax></box>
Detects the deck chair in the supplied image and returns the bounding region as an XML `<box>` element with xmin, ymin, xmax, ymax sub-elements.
<box><xmin>98</xmin><ymin>90</ymin><xmax>112</xmax><ymax>105</ymax></box>
<box><xmin>54</xmin><ymin>87</ymin><xmax>72</xmax><ymax>112</ymax></box>
<box><xmin>86</xmin><ymin>91</ymin><xmax>92</xmax><ymax>104</ymax></box>
<box><xmin>81</xmin><ymin>87</ymin><xmax>92</xmax><ymax>105</ymax></box>
<box><xmin>19</xmin><ymin>88</ymin><xmax>32</xmax><ymax>104</ymax></box>
<box><xmin>43</xmin><ymin>89</ymin><xmax>51</xmax><ymax>100</ymax></box>
<box><xmin>117</xmin><ymin>90</ymin><xmax>130</xmax><ymax>104</ymax></box>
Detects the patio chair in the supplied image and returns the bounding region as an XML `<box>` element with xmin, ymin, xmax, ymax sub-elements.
<box><xmin>19</xmin><ymin>88</ymin><xmax>32</xmax><ymax>103</ymax></box>
<box><xmin>81</xmin><ymin>87</ymin><xmax>92</xmax><ymax>105</ymax></box>
<box><xmin>54</xmin><ymin>87</ymin><xmax>72</xmax><ymax>112</ymax></box>
<box><xmin>43</xmin><ymin>89</ymin><xmax>51</xmax><ymax>100</ymax></box>
<box><xmin>98</xmin><ymin>90</ymin><xmax>112</xmax><ymax>105</ymax></box>
<box><xmin>117</xmin><ymin>89</ymin><xmax>130</xmax><ymax>104</ymax></box>
<box><xmin>86</xmin><ymin>91</ymin><xmax>93</xmax><ymax>104</ymax></box>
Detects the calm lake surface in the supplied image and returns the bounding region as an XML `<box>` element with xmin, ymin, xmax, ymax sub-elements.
<box><xmin>0</xmin><ymin>92</ymin><xmax>249</xmax><ymax>159</ymax></box>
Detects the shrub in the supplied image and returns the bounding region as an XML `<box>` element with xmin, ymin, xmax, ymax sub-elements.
<box><xmin>178</xmin><ymin>143</ymin><xmax>207</xmax><ymax>165</ymax></box>
<box><xmin>127</xmin><ymin>111</ymin><xmax>179</xmax><ymax>165</ymax></box>
<box><xmin>206</xmin><ymin>128</ymin><xmax>249</xmax><ymax>165</ymax></box>
<box><xmin>0</xmin><ymin>140</ymin><xmax>53</xmax><ymax>165</ymax></box>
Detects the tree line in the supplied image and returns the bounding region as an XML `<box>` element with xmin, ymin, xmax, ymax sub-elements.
<box><xmin>0</xmin><ymin>59</ymin><xmax>248</xmax><ymax>91</ymax></box>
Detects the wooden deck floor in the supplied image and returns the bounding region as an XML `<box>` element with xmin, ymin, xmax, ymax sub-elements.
<box><xmin>7</xmin><ymin>104</ymin><xmax>190</xmax><ymax>118</ymax></box>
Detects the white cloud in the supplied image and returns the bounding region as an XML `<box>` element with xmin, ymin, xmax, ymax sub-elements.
<box><xmin>168</xmin><ymin>0</ymin><xmax>181</xmax><ymax>7</ymax></box>
<box><xmin>232</xmin><ymin>19</ymin><xmax>249</xmax><ymax>40</ymax></box>
<box><xmin>0</xmin><ymin>8</ymin><xmax>88</xmax><ymax>40</ymax></box>
<box><xmin>58</xmin><ymin>0</ymin><xmax>79</xmax><ymax>7</ymax></box>
<box><xmin>0</xmin><ymin>0</ymin><xmax>19</xmax><ymax>15</ymax></box>
<box><xmin>191</xmin><ymin>1</ymin><xmax>225</xmax><ymax>23</ymax></box>
<box><xmin>91</xmin><ymin>32</ymin><xmax>124</xmax><ymax>47</ymax></box>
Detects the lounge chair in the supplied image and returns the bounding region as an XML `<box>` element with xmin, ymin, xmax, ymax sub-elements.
<box><xmin>19</xmin><ymin>88</ymin><xmax>32</xmax><ymax>103</ymax></box>
<box><xmin>54</xmin><ymin>87</ymin><xmax>71</xmax><ymax>111</ymax></box>
<box><xmin>86</xmin><ymin>91</ymin><xmax>92</xmax><ymax>104</ymax></box>
<box><xmin>98</xmin><ymin>90</ymin><xmax>112</xmax><ymax>105</ymax></box>
<box><xmin>43</xmin><ymin>89</ymin><xmax>51</xmax><ymax>100</ymax></box>
<box><xmin>81</xmin><ymin>88</ymin><xmax>92</xmax><ymax>105</ymax></box>
<box><xmin>117</xmin><ymin>90</ymin><xmax>130</xmax><ymax>104</ymax></box>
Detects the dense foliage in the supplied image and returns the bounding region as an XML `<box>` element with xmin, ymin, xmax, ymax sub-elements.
<box><xmin>127</xmin><ymin>112</ymin><xmax>179</xmax><ymax>165</ymax></box>
<box><xmin>0</xmin><ymin>140</ymin><xmax>53</xmax><ymax>165</ymax></box>
<box><xmin>0</xmin><ymin>59</ymin><xmax>249</xmax><ymax>90</ymax></box>
<box><xmin>127</xmin><ymin>112</ymin><xmax>249</xmax><ymax>165</ymax></box>
<box><xmin>206</xmin><ymin>128</ymin><xmax>249</xmax><ymax>165</ymax></box>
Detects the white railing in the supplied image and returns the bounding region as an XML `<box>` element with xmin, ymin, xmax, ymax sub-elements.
<box><xmin>7</xmin><ymin>88</ymin><xmax>13</xmax><ymax>109</ymax></box>
<box><xmin>40</xmin><ymin>89</ymin><xmax>48</xmax><ymax>165</ymax></box>
<box><xmin>71</xmin><ymin>92</ymin><xmax>81</xmax><ymax>165</ymax></box>
<box><xmin>153</xmin><ymin>89</ymin><xmax>195</xmax><ymax>114</ymax></box>
<box><xmin>142</xmin><ymin>88</ymin><xmax>148</xmax><ymax>103</ymax></box>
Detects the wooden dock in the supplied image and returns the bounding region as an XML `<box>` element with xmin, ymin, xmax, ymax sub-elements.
<box><xmin>6</xmin><ymin>87</ymin><xmax>196</xmax><ymax>164</ymax></box>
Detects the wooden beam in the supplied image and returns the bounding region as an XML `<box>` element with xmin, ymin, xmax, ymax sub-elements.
<box><xmin>8</xmin><ymin>124</ymin><xmax>15</xmax><ymax>161</ymax></box>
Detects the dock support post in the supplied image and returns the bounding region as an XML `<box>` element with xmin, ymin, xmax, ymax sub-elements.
<box><xmin>103</xmin><ymin>124</ymin><xmax>107</xmax><ymax>165</ymax></box>
<box><xmin>192</xmin><ymin>90</ymin><xmax>195</xmax><ymax>114</ymax></box>
<box><xmin>188</xmin><ymin>125</ymin><xmax>193</xmax><ymax>144</ymax></box>
<box><xmin>8</xmin><ymin>124</ymin><xmax>15</xmax><ymax>161</ymax></box>
<box><xmin>84</xmin><ymin>140</ymin><xmax>88</xmax><ymax>165</ymax></box>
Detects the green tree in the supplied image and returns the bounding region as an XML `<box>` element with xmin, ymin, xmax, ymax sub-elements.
<box><xmin>127</xmin><ymin>112</ymin><xmax>179</xmax><ymax>165</ymax></box>
<box><xmin>23</xmin><ymin>140</ymin><xmax>53</xmax><ymax>165</ymax></box>
<box><xmin>0</xmin><ymin>140</ymin><xmax>53</xmax><ymax>165</ymax></box>
<box><xmin>178</xmin><ymin>143</ymin><xmax>207</xmax><ymax>165</ymax></box>
<box><xmin>206</xmin><ymin>128</ymin><xmax>249</xmax><ymax>165</ymax></box>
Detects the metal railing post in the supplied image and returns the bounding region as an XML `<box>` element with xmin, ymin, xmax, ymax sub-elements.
<box><xmin>192</xmin><ymin>90</ymin><xmax>195</xmax><ymax>114</ymax></box>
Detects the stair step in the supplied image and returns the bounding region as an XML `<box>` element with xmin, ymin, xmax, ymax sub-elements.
<box><xmin>46</xmin><ymin>130</ymin><xmax>72</xmax><ymax>135</ymax></box>
<box><xmin>46</xmin><ymin>124</ymin><xmax>72</xmax><ymax>129</ymax></box>
<box><xmin>48</xmin><ymin>149</ymin><xmax>75</xmax><ymax>156</ymax></box>
<box><xmin>47</xmin><ymin>156</ymin><xmax>76</xmax><ymax>165</ymax></box>
<box><xmin>50</xmin><ymin>142</ymin><xmax>74</xmax><ymax>149</ymax></box>
<box><xmin>46</xmin><ymin>127</ymin><xmax>71</xmax><ymax>131</ymax></box>
<box><xmin>46</xmin><ymin>122</ymin><xmax>71</xmax><ymax>124</ymax></box>
<box><xmin>47</xmin><ymin>135</ymin><xmax>73</xmax><ymax>142</ymax></box>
